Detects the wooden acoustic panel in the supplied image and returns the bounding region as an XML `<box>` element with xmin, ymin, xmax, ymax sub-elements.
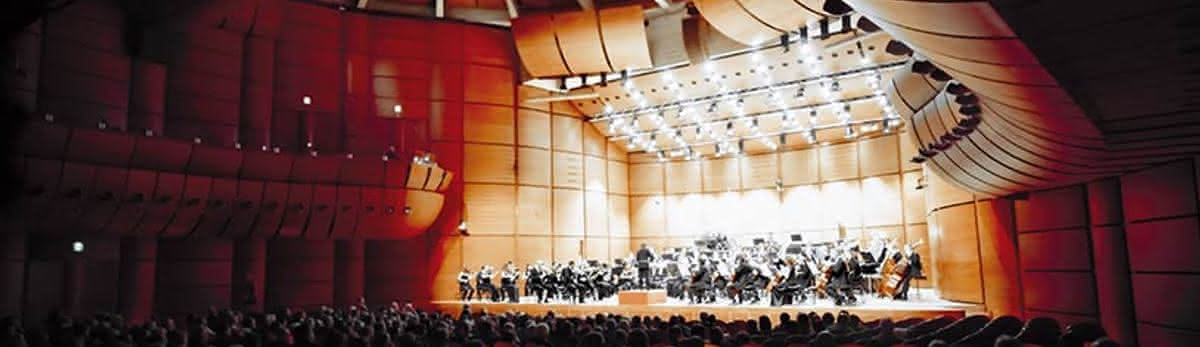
<box><xmin>819</xmin><ymin>143</ymin><xmax>858</xmax><ymax>182</ymax></box>
<box><xmin>974</xmin><ymin>199</ymin><xmax>1022</xmax><ymax>316</ymax></box>
<box><xmin>665</xmin><ymin>194</ymin><xmax>704</xmax><ymax>237</ymax></box>
<box><xmin>931</xmin><ymin>204</ymin><xmax>984</xmax><ymax>303</ymax></box>
<box><xmin>1132</xmin><ymin>273</ymin><xmax>1200</xmax><ymax>332</ymax></box>
<box><xmin>630</xmin><ymin>196</ymin><xmax>666</xmax><ymax>237</ymax></box>
<box><xmin>1120</xmin><ymin>160</ymin><xmax>1196</xmax><ymax>222</ymax></box>
<box><xmin>517</xmin><ymin>109</ymin><xmax>552</xmax><ymax>149</ymax></box>
<box><xmin>607</xmin><ymin>161</ymin><xmax>629</xmax><ymax>195</ymax></box>
<box><xmin>463</xmin><ymin>144</ymin><xmax>515</xmax><ymax>184</ymax></box>
<box><xmin>463</xmin><ymin>104</ymin><xmax>515</xmax><ymax>144</ymax></box>
<box><xmin>552</xmin><ymin>115</ymin><xmax>583</xmax><ymax>152</ymax></box>
<box><xmin>517</xmin><ymin>147</ymin><xmax>551</xmax><ymax>186</ymax></box>
<box><xmin>608</xmin><ymin>195</ymin><xmax>631</xmax><ymax>237</ymax></box>
<box><xmin>517</xmin><ymin>186</ymin><xmax>552</xmax><ymax>235</ymax></box>
<box><xmin>463</xmin><ymin>184</ymin><xmax>515</xmax><ymax>235</ymax></box>
<box><xmin>1022</xmin><ymin>271</ymin><xmax>1098</xmax><ymax>316</ymax></box>
<box><xmin>692</xmin><ymin>0</ymin><xmax>781</xmax><ymax>46</ymax></box>
<box><xmin>553</xmin><ymin>10</ymin><xmax>611</xmax><ymax>74</ymax></box>
<box><xmin>511</xmin><ymin>13</ymin><xmax>571</xmax><ymax>77</ymax></box>
<box><xmin>665</xmin><ymin>160</ymin><xmax>702</xmax><ymax>194</ymax></box>
<box><xmin>629</xmin><ymin>163</ymin><xmax>665</xmax><ymax>195</ymax></box>
<box><xmin>585</xmin><ymin>191</ymin><xmax>608</xmax><ymax>237</ymax></box>
<box><xmin>740</xmin><ymin>154</ymin><xmax>778</xmax><ymax>189</ymax></box>
<box><xmin>1018</xmin><ymin>229</ymin><xmax>1093</xmax><ymax>271</ymax></box>
<box><xmin>859</xmin><ymin>135</ymin><xmax>899</xmax><ymax>177</ymax></box>
<box><xmin>902</xmin><ymin>171</ymin><xmax>926</xmax><ymax>224</ymax></box>
<box><xmin>1015</xmin><ymin>185</ymin><xmax>1087</xmax><ymax>232</ymax></box>
<box><xmin>1126</xmin><ymin>217</ymin><xmax>1200</xmax><ymax>273</ymax></box>
<box><xmin>553</xmin><ymin>189</ymin><xmax>585</xmax><ymax>236</ymax></box>
<box><xmin>702</xmin><ymin>157</ymin><xmax>740</xmax><ymax>192</ymax></box>
<box><xmin>515</xmin><ymin>236</ymin><xmax>552</xmax><ymax>267</ymax></box>
<box><xmin>597</xmin><ymin>5</ymin><xmax>653</xmax><ymax>71</ymax></box>
<box><xmin>552</xmin><ymin>151</ymin><xmax>584</xmax><ymax>189</ymax></box>
<box><xmin>861</xmin><ymin>175</ymin><xmax>902</xmax><ymax>227</ymax></box>
<box><xmin>780</xmin><ymin>149</ymin><xmax>819</xmax><ymax>185</ymax></box>
<box><xmin>781</xmin><ymin>185</ymin><xmax>825</xmax><ymax>230</ymax></box>
<box><xmin>735</xmin><ymin>0</ymin><xmax>822</xmax><ymax>32</ymax></box>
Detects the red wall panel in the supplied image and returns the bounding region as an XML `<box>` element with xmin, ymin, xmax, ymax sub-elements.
<box><xmin>252</xmin><ymin>182</ymin><xmax>289</xmax><ymax>237</ymax></box>
<box><xmin>364</xmin><ymin>239</ymin><xmax>430</xmax><ymax>304</ymax></box>
<box><xmin>1132</xmin><ymin>274</ymin><xmax>1200</xmax><ymax>331</ymax></box>
<box><xmin>118</xmin><ymin>237</ymin><xmax>156</xmax><ymax>323</ymax></box>
<box><xmin>162</xmin><ymin>176</ymin><xmax>212</xmax><ymax>237</ymax></box>
<box><xmin>334</xmin><ymin>240</ymin><xmax>364</xmax><ymax>305</ymax></box>
<box><xmin>1021</xmin><ymin>271</ymin><xmax>1098</xmax><ymax>316</ymax></box>
<box><xmin>1126</xmin><ymin>217</ymin><xmax>1200</xmax><ymax>273</ymax></box>
<box><xmin>1018</xmin><ymin>229</ymin><xmax>1093</xmax><ymax>271</ymax></box>
<box><xmin>65</xmin><ymin>129</ymin><xmax>135</xmax><ymax>166</ymax></box>
<box><xmin>77</xmin><ymin>167</ymin><xmax>127</xmax><ymax>233</ymax></box>
<box><xmin>17</xmin><ymin>122</ymin><xmax>70</xmax><ymax>159</ymax></box>
<box><xmin>104</xmin><ymin>169</ymin><xmax>155</xmax><ymax>234</ymax></box>
<box><xmin>331</xmin><ymin>186</ymin><xmax>362</xmax><ymax>238</ymax></box>
<box><xmin>128</xmin><ymin>60</ymin><xmax>167</xmax><ymax>136</ymax></box>
<box><xmin>156</xmin><ymin>239</ymin><xmax>233</xmax><ymax>315</ymax></box>
<box><xmin>134</xmin><ymin>173</ymin><xmax>185</xmax><ymax>235</ymax></box>
<box><xmin>131</xmin><ymin>136</ymin><xmax>193</xmax><ymax>172</ymax></box>
<box><xmin>43</xmin><ymin>162</ymin><xmax>96</xmax><ymax>232</ymax></box>
<box><xmin>306</xmin><ymin>185</ymin><xmax>337</xmax><ymax>239</ymax></box>
<box><xmin>1121</xmin><ymin>160</ymin><xmax>1197</xmax><ymax>222</ymax></box>
<box><xmin>266</xmin><ymin>239</ymin><xmax>334</xmax><ymax>309</ymax></box>
<box><xmin>278</xmin><ymin>183</ymin><xmax>313</xmax><ymax>238</ymax></box>
<box><xmin>1015</xmin><ymin>185</ymin><xmax>1087</xmax><ymax>232</ymax></box>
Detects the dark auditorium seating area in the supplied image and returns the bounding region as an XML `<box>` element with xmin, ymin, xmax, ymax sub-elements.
<box><xmin>1</xmin><ymin>305</ymin><xmax>1118</xmax><ymax>347</ymax></box>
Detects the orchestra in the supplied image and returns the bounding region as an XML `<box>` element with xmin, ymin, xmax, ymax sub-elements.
<box><xmin>454</xmin><ymin>233</ymin><xmax>924</xmax><ymax>306</ymax></box>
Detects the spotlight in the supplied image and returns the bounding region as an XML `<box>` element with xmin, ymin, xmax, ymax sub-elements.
<box><xmin>946</xmin><ymin>83</ymin><xmax>970</xmax><ymax>95</ymax></box>
<box><xmin>302</xmin><ymin>95</ymin><xmax>313</xmax><ymax>105</ymax></box>
<box><xmin>795</xmin><ymin>87</ymin><xmax>805</xmax><ymax>98</ymax></box>
<box><xmin>97</xmin><ymin>120</ymin><xmax>108</xmax><ymax>130</ymax></box>
<box><xmin>71</xmin><ymin>241</ymin><xmax>85</xmax><ymax>254</ymax></box>
<box><xmin>806</xmin><ymin>129</ymin><xmax>817</xmax><ymax>144</ymax></box>
<box><xmin>393</xmin><ymin>104</ymin><xmax>404</xmax><ymax>115</ymax></box>
<box><xmin>959</xmin><ymin>105</ymin><xmax>982</xmax><ymax>116</ymax></box>
<box><xmin>910</xmin><ymin>156</ymin><xmax>927</xmax><ymax>164</ymax></box>
<box><xmin>844</xmin><ymin>124</ymin><xmax>856</xmax><ymax>138</ymax></box>
<box><xmin>193</xmin><ymin>137</ymin><xmax>203</xmax><ymax>144</ymax></box>
<box><xmin>457</xmin><ymin>220</ymin><xmax>470</xmax><ymax>236</ymax></box>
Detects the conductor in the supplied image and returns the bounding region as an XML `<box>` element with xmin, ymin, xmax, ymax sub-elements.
<box><xmin>635</xmin><ymin>243</ymin><xmax>656</xmax><ymax>289</ymax></box>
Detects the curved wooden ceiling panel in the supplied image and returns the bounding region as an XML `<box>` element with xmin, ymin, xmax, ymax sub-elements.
<box><xmin>554</xmin><ymin>10</ymin><xmax>613</xmax><ymax>74</ymax></box>
<box><xmin>598</xmin><ymin>5</ymin><xmax>653</xmax><ymax>71</ymax></box>
<box><xmin>871</xmin><ymin>19</ymin><xmax>1037</xmax><ymax>65</ymax></box>
<box><xmin>512</xmin><ymin>13</ymin><xmax>572</xmax><ymax>77</ymax></box>
<box><xmin>693</xmin><ymin>0</ymin><xmax>782</xmax><ymax>46</ymax></box>
<box><xmin>793</xmin><ymin>0</ymin><xmax>836</xmax><ymax>17</ymax></box>
<box><xmin>736</xmin><ymin>0</ymin><xmax>821</xmax><ymax>33</ymax></box>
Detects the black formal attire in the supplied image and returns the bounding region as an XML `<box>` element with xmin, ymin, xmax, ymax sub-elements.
<box><xmin>635</xmin><ymin>248</ymin><xmax>655</xmax><ymax>289</ymax></box>
<box><xmin>893</xmin><ymin>253</ymin><xmax>923</xmax><ymax>300</ymax></box>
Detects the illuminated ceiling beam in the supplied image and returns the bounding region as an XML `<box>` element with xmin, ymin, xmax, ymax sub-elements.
<box><xmin>356</xmin><ymin>0</ymin><xmax>369</xmax><ymax>9</ymax></box>
<box><xmin>652</xmin><ymin>0</ymin><xmax>671</xmax><ymax>9</ymax></box>
<box><xmin>435</xmin><ymin>0</ymin><xmax>445</xmax><ymax>17</ymax></box>
<box><xmin>577</xmin><ymin>0</ymin><xmax>594</xmax><ymax>10</ymax></box>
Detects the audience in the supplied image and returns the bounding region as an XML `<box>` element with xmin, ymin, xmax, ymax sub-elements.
<box><xmin>0</xmin><ymin>303</ymin><xmax>1119</xmax><ymax>347</ymax></box>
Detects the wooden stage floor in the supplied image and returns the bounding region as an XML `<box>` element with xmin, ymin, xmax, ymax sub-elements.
<box><xmin>432</xmin><ymin>289</ymin><xmax>971</xmax><ymax>322</ymax></box>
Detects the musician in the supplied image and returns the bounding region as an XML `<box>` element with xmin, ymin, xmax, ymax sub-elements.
<box><xmin>824</xmin><ymin>249</ymin><xmax>859</xmax><ymax>306</ymax></box>
<box><xmin>560</xmin><ymin>261</ymin><xmax>579</xmax><ymax>302</ymax></box>
<box><xmin>729</xmin><ymin>256</ymin><xmax>760</xmax><ymax>304</ymax></box>
<box><xmin>457</xmin><ymin>267</ymin><xmax>474</xmax><ymax>301</ymax></box>
<box><xmin>893</xmin><ymin>245</ymin><xmax>923</xmax><ymax>300</ymax></box>
<box><xmin>635</xmin><ymin>244</ymin><xmax>656</xmax><ymax>289</ymax></box>
<box><xmin>475</xmin><ymin>265</ymin><xmax>498</xmax><ymax>301</ymax></box>
<box><xmin>688</xmin><ymin>258</ymin><xmax>713</xmax><ymax>304</ymax></box>
<box><xmin>770</xmin><ymin>256</ymin><xmax>809</xmax><ymax>306</ymax></box>
<box><xmin>593</xmin><ymin>263</ymin><xmax>615</xmax><ymax>300</ymax></box>
<box><xmin>500</xmin><ymin>262</ymin><xmax>520</xmax><ymax>303</ymax></box>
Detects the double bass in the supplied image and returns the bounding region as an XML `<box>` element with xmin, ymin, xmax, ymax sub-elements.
<box><xmin>878</xmin><ymin>240</ymin><xmax>923</xmax><ymax>297</ymax></box>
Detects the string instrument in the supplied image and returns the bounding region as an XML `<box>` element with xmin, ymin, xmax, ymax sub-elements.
<box><xmin>878</xmin><ymin>240</ymin><xmax>923</xmax><ymax>297</ymax></box>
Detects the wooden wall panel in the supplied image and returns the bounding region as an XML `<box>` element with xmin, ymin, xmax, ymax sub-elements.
<box><xmin>861</xmin><ymin>175</ymin><xmax>903</xmax><ymax>227</ymax></box>
<box><xmin>517</xmin><ymin>147</ymin><xmax>551</xmax><ymax>186</ymax></box>
<box><xmin>1087</xmin><ymin>178</ymin><xmax>1124</xmax><ymax>226</ymax></box>
<box><xmin>932</xmin><ymin>204</ymin><xmax>984</xmax><ymax>303</ymax></box>
<box><xmin>463</xmin><ymin>144</ymin><xmax>515</xmax><ymax>184</ymax></box>
<box><xmin>666</xmin><ymin>194</ymin><xmax>704</xmax><ymax>237</ymax></box>
<box><xmin>666</xmin><ymin>161</ymin><xmax>701</xmax><ymax>194</ymax></box>
<box><xmin>1126</xmin><ymin>217</ymin><xmax>1200</xmax><ymax>273</ymax></box>
<box><xmin>583</xmin><ymin>125</ymin><xmax>606</xmax><ymax>157</ymax></box>
<box><xmin>1022</xmin><ymin>272</ymin><xmax>1098</xmax><ymax>316</ymax></box>
<box><xmin>609</xmin><ymin>195</ymin><xmax>630</xmax><ymax>237</ymax></box>
<box><xmin>517</xmin><ymin>186</ymin><xmax>551</xmax><ymax>235</ymax></box>
<box><xmin>517</xmin><ymin>109</ymin><xmax>551</xmax><ymax>148</ymax></box>
<box><xmin>782</xmin><ymin>185</ymin><xmax>826</xmax><ymax>231</ymax></box>
<box><xmin>511</xmin><ymin>14</ymin><xmax>571</xmax><ymax>77</ymax></box>
<box><xmin>610</xmin><ymin>237</ymin><xmax>631</xmax><ymax>258</ymax></box>
<box><xmin>905</xmin><ymin>223</ymin><xmax>933</xmax><ymax>281</ymax></box>
<box><xmin>515</xmin><ymin>236</ymin><xmax>552</xmax><ymax>267</ymax></box>
<box><xmin>463</xmin><ymin>104</ymin><xmax>515</xmax><ymax>144</ymax></box>
<box><xmin>1121</xmin><ymin>160</ymin><xmax>1196</xmax><ymax>222</ymax></box>
<box><xmin>1015</xmin><ymin>185</ymin><xmax>1087</xmax><ymax>232</ymax></box>
<box><xmin>822</xmin><ymin>180</ymin><xmax>862</xmax><ymax>227</ymax></box>
<box><xmin>608</xmin><ymin>161</ymin><xmax>629</xmax><ymax>195</ymax></box>
<box><xmin>629</xmin><ymin>163</ymin><xmax>665</xmax><ymax>195</ymax></box>
<box><xmin>462</xmin><ymin>235</ymin><xmax>514</xmax><ymax>269</ymax></box>
<box><xmin>1132</xmin><ymin>274</ymin><xmax>1200</xmax><ymax>332</ymax></box>
<box><xmin>1019</xmin><ymin>229</ymin><xmax>1093</xmax><ymax>271</ymax></box>
<box><xmin>553</xmin><ymin>189</ymin><xmax>585</xmax><ymax>236</ymax></box>
<box><xmin>927</xmin><ymin>170</ymin><xmax>974</xmax><ymax>210</ymax></box>
<box><xmin>740</xmin><ymin>154</ymin><xmax>778</xmax><ymax>189</ymax></box>
<box><xmin>585</xmin><ymin>191</ymin><xmax>608</xmax><ymax>237</ymax></box>
<box><xmin>975</xmin><ymin>199</ymin><xmax>1022</xmax><ymax>316</ymax></box>
<box><xmin>860</xmin><ymin>135</ymin><xmax>900</xmax><ymax>177</ymax></box>
<box><xmin>631</xmin><ymin>196</ymin><xmax>666</xmax><ymax>237</ymax></box>
<box><xmin>899</xmin><ymin>131</ymin><xmax>921</xmax><ymax>172</ymax></box>
<box><xmin>553</xmin><ymin>236</ymin><xmax>584</xmax><ymax>262</ymax></box>
<box><xmin>584</xmin><ymin>155</ymin><xmax>607</xmax><ymax>192</ymax></box>
<box><xmin>584</xmin><ymin>237</ymin><xmax>610</xmax><ymax>260</ymax></box>
<box><xmin>701</xmin><ymin>192</ymin><xmax>743</xmax><ymax>235</ymax></box>
<box><xmin>552</xmin><ymin>151</ymin><xmax>584</xmax><ymax>189</ymax></box>
<box><xmin>463</xmin><ymin>184</ymin><xmax>515</xmax><ymax>235</ymax></box>
<box><xmin>1091</xmin><ymin>225</ymin><xmax>1138</xmax><ymax>346</ymax></box>
<box><xmin>780</xmin><ymin>149</ymin><xmax>819</xmax><ymax>185</ymax></box>
<box><xmin>903</xmin><ymin>171</ymin><xmax>926</xmax><ymax>224</ymax></box>
<box><xmin>703</xmin><ymin>158</ymin><xmax>740</xmax><ymax>192</ymax></box>
<box><xmin>820</xmin><ymin>143</ymin><xmax>859</xmax><ymax>182</ymax></box>
<box><xmin>463</xmin><ymin>64</ymin><xmax>513</xmax><ymax>105</ymax></box>
<box><xmin>552</xmin><ymin>115</ymin><xmax>583</xmax><ymax>152</ymax></box>
<box><xmin>741</xmin><ymin>189</ymin><xmax>781</xmax><ymax>235</ymax></box>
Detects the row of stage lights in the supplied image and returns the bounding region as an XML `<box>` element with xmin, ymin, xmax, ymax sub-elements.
<box><xmin>602</xmin><ymin>40</ymin><xmax>903</xmax><ymax>162</ymax></box>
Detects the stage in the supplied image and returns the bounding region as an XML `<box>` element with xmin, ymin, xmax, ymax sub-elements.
<box><xmin>432</xmin><ymin>289</ymin><xmax>972</xmax><ymax>322</ymax></box>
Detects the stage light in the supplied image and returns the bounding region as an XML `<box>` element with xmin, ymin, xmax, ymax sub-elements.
<box><xmin>144</xmin><ymin>129</ymin><xmax>154</xmax><ymax>136</ymax></box>
<box><xmin>302</xmin><ymin>95</ymin><xmax>313</xmax><ymax>105</ymax></box>
<box><xmin>393</xmin><ymin>104</ymin><xmax>404</xmax><ymax>115</ymax></box>
<box><xmin>193</xmin><ymin>137</ymin><xmax>203</xmax><ymax>144</ymax></box>
<box><xmin>806</xmin><ymin>129</ymin><xmax>817</xmax><ymax>144</ymax></box>
<box><xmin>844</xmin><ymin>124</ymin><xmax>856</xmax><ymax>138</ymax></box>
<box><xmin>71</xmin><ymin>241</ymin><xmax>84</xmax><ymax>254</ymax></box>
<box><xmin>44</xmin><ymin>113</ymin><xmax>55</xmax><ymax>122</ymax></box>
<box><xmin>234</xmin><ymin>142</ymin><xmax>242</xmax><ymax>150</ymax></box>
<box><xmin>346</xmin><ymin>153</ymin><xmax>354</xmax><ymax>159</ymax></box>
<box><xmin>97</xmin><ymin>120</ymin><xmax>108</xmax><ymax>130</ymax></box>
<box><xmin>403</xmin><ymin>206</ymin><xmax>412</xmax><ymax>215</ymax></box>
<box><xmin>457</xmin><ymin>220</ymin><xmax>470</xmax><ymax>236</ymax></box>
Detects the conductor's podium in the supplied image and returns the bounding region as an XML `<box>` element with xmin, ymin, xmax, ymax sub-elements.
<box><xmin>617</xmin><ymin>289</ymin><xmax>667</xmax><ymax>305</ymax></box>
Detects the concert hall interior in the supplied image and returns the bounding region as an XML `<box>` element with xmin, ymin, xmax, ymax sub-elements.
<box><xmin>1</xmin><ymin>0</ymin><xmax>1199</xmax><ymax>346</ymax></box>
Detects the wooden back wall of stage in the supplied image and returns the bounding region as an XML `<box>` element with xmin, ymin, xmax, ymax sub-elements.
<box><xmin>924</xmin><ymin>158</ymin><xmax>1200</xmax><ymax>346</ymax></box>
<box><xmin>625</xmin><ymin>133</ymin><xmax>930</xmax><ymax>265</ymax></box>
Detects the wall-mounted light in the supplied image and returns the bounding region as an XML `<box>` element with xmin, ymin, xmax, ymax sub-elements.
<box><xmin>71</xmin><ymin>241</ymin><xmax>85</xmax><ymax>254</ymax></box>
<box><xmin>403</xmin><ymin>206</ymin><xmax>412</xmax><ymax>215</ymax></box>
<box><xmin>302</xmin><ymin>95</ymin><xmax>313</xmax><ymax>105</ymax></box>
<box><xmin>457</xmin><ymin>220</ymin><xmax>469</xmax><ymax>236</ymax></box>
<box><xmin>393</xmin><ymin>104</ymin><xmax>404</xmax><ymax>116</ymax></box>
